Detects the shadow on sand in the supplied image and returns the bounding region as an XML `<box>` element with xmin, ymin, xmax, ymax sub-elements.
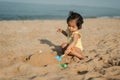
<box><xmin>38</xmin><ymin>39</ymin><xmax>63</xmax><ymax>56</ymax></box>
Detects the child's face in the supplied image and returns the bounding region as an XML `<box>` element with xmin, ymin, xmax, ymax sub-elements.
<box><xmin>68</xmin><ymin>20</ymin><xmax>78</xmax><ymax>33</ymax></box>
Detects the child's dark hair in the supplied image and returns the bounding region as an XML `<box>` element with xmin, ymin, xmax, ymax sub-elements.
<box><xmin>67</xmin><ymin>11</ymin><xmax>84</xmax><ymax>29</ymax></box>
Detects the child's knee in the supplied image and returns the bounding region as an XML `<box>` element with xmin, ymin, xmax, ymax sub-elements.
<box><xmin>71</xmin><ymin>47</ymin><xmax>82</xmax><ymax>54</ymax></box>
<box><xmin>61</xmin><ymin>42</ymin><xmax>67</xmax><ymax>48</ymax></box>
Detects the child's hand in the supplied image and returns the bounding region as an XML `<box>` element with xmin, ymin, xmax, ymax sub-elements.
<box><xmin>67</xmin><ymin>45</ymin><xmax>73</xmax><ymax>51</ymax></box>
<box><xmin>57</xmin><ymin>27</ymin><xmax>62</xmax><ymax>32</ymax></box>
<box><xmin>64</xmin><ymin>48</ymin><xmax>71</xmax><ymax>55</ymax></box>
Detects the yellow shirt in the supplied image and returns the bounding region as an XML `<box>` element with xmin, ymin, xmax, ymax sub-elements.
<box><xmin>67</xmin><ymin>30</ymin><xmax>83</xmax><ymax>51</ymax></box>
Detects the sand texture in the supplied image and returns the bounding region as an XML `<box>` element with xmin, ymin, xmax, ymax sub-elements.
<box><xmin>0</xmin><ymin>18</ymin><xmax>120</xmax><ymax>80</ymax></box>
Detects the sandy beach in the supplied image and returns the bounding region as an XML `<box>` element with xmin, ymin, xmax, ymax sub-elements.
<box><xmin>0</xmin><ymin>18</ymin><xmax>120</xmax><ymax>80</ymax></box>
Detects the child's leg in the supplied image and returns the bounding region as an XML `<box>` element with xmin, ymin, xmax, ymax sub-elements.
<box><xmin>70</xmin><ymin>47</ymin><xmax>84</xmax><ymax>59</ymax></box>
<box><xmin>61</xmin><ymin>42</ymin><xmax>69</xmax><ymax>54</ymax></box>
<box><xmin>61</xmin><ymin>42</ymin><xmax>67</xmax><ymax>49</ymax></box>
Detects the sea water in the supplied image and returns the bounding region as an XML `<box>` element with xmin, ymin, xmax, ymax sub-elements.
<box><xmin>0</xmin><ymin>1</ymin><xmax>120</xmax><ymax>20</ymax></box>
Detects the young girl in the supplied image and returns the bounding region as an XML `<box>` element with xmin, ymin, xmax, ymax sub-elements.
<box><xmin>57</xmin><ymin>11</ymin><xmax>84</xmax><ymax>60</ymax></box>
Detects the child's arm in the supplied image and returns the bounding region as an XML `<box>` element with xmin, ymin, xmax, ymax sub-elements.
<box><xmin>57</xmin><ymin>28</ymin><xmax>68</xmax><ymax>37</ymax></box>
<box><xmin>64</xmin><ymin>33</ymin><xmax>80</xmax><ymax>56</ymax></box>
<box><xmin>68</xmin><ymin>33</ymin><xmax>79</xmax><ymax>48</ymax></box>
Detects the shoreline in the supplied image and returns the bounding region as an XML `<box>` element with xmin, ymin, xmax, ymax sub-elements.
<box><xmin>0</xmin><ymin>17</ymin><xmax>120</xmax><ymax>22</ymax></box>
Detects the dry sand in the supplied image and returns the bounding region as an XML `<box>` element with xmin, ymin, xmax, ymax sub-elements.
<box><xmin>0</xmin><ymin>18</ymin><xmax>120</xmax><ymax>80</ymax></box>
